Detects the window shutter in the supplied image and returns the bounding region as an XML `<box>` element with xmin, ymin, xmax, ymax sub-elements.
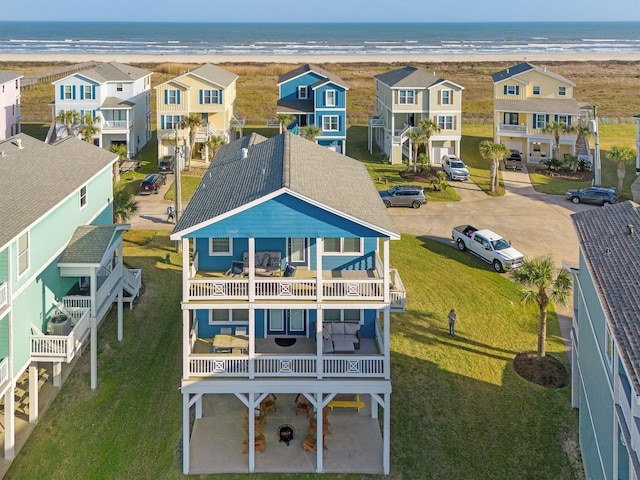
<box><xmin>92</xmin><ymin>110</ymin><xmax>96</xmax><ymax>120</ymax></box>
<box><xmin>503</xmin><ymin>85</ymin><xmax>507</xmax><ymax>95</ymax></box>
<box><xmin>177</xmin><ymin>90</ymin><xmax>181</xmax><ymax>104</ymax></box>
<box><xmin>450</xmin><ymin>91</ymin><xmax>454</xmax><ymax>104</ymax></box>
<box><xmin>453</xmin><ymin>116</ymin><xmax>457</xmax><ymax>130</ymax></box>
<box><xmin>80</xmin><ymin>87</ymin><xmax>84</xmax><ymax>100</ymax></box>
<box><xmin>219</xmin><ymin>90</ymin><xmax>223</xmax><ymax>104</ymax></box>
<box><xmin>568</xmin><ymin>116</ymin><xmax>572</xmax><ymax>126</ymax></box>
<box><xmin>60</xmin><ymin>85</ymin><xmax>64</xmax><ymax>100</ymax></box>
<box><xmin>545</xmin><ymin>115</ymin><xmax>549</xmax><ymax>123</ymax></box>
<box><xmin>554</xmin><ymin>115</ymin><xmax>558</xmax><ymax>122</ymax></box>
<box><xmin>164</xmin><ymin>90</ymin><xmax>168</xmax><ymax>104</ymax></box>
<box><xmin>395</xmin><ymin>91</ymin><xmax>398</xmax><ymax>104</ymax></box>
<box><xmin>438</xmin><ymin>90</ymin><xmax>441</xmax><ymax>105</ymax></box>
<box><xmin>92</xmin><ymin>85</ymin><xmax>96</xmax><ymax>99</ymax></box>
<box><xmin>161</xmin><ymin>116</ymin><xmax>165</xmax><ymax>129</ymax></box>
<box><xmin>199</xmin><ymin>90</ymin><xmax>203</xmax><ymax>104</ymax></box>
<box><xmin>72</xmin><ymin>85</ymin><xmax>76</xmax><ymax>100</ymax></box>
<box><xmin>515</xmin><ymin>86</ymin><xmax>520</xmax><ymax>95</ymax></box>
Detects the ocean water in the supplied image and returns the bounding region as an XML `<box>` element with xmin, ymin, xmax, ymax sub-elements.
<box><xmin>0</xmin><ymin>21</ymin><xmax>638</xmax><ymax>56</ymax></box>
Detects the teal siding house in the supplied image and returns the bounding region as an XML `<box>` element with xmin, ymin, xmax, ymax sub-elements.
<box><xmin>571</xmin><ymin>202</ymin><xmax>640</xmax><ymax>480</ymax></box>
<box><xmin>0</xmin><ymin>133</ymin><xmax>141</xmax><ymax>462</ymax></box>
<box><xmin>276</xmin><ymin>64</ymin><xmax>349</xmax><ymax>154</ymax></box>
<box><xmin>171</xmin><ymin>132</ymin><xmax>406</xmax><ymax>475</ymax></box>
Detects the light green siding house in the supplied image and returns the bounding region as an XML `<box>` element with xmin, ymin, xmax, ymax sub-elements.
<box><xmin>0</xmin><ymin>133</ymin><xmax>141</xmax><ymax>462</ymax></box>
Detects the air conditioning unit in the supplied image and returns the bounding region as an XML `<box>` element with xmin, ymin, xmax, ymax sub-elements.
<box><xmin>47</xmin><ymin>313</ymin><xmax>72</xmax><ymax>336</ymax></box>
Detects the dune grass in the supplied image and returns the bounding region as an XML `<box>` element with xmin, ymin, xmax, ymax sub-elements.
<box><xmin>5</xmin><ymin>233</ymin><xmax>581</xmax><ymax>480</ymax></box>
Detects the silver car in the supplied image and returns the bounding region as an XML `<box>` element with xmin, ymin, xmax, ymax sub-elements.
<box><xmin>379</xmin><ymin>185</ymin><xmax>427</xmax><ymax>209</ymax></box>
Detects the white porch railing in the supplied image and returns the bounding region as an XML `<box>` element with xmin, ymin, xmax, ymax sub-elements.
<box><xmin>103</xmin><ymin>120</ymin><xmax>128</xmax><ymax>129</ymax></box>
<box><xmin>187</xmin><ymin>353</ymin><xmax>385</xmax><ymax>378</ymax></box>
<box><xmin>368</xmin><ymin>115</ymin><xmax>384</xmax><ymax>127</ymax></box>
<box><xmin>186</xmin><ymin>277</ymin><xmax>384</xmax><ymax>301</ymax></box>
<box><xmin>498</xmin><ymin>123</ymin><xmax>526</xmax><ymax>133</ymax></box>
<box><xmin>0</xmin><ymin>357</ymin><xmax>9</xmax><ymax>396</ymax></box>
<box><xmin>389</xmin><ymin>269</ymin><xmax>406</xmax><ymax>312</ymax></box>
<box><xmin>30</xmin><ymin>307</ymin><xmax>90</xmax><ymax>362</ymax></box>
<box><xmin>62</xmin><ymin>263</ymin><xmax>124</xmax><ymax>318</ymax></box>
<box><xmin>0</xmin><ymin>282</ymin><xmax>7</xmax><ymax>311</ymax></box>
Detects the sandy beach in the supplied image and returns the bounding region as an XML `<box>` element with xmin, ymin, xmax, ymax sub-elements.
<box><xmin>2</xmin><ymin>52</ymin><xmax>640</xmax><ymax>64</ymax></box>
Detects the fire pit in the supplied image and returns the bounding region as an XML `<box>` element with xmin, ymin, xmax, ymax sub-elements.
<box><xmin>277</xmin><ymin>424</ymin><xmax>295</xmax><ymax>446</ymax></box>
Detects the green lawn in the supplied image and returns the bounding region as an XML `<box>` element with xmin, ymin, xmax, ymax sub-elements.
<box><xmin>5</xmin><ymin>232</ymin><xmax>581</xmax><ymax>480</ymax></box>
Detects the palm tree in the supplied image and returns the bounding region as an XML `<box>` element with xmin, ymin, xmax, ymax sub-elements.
<box><xmin>181</xmin><ymin>113</ymin><xmax>205</xmax><ymax>170</ymax></box>
<box><xmin>56</xmin><ymin>109</ymin><xmax>80</xmax><ymax>136</ymax></box>
<box><xmin>79</xmin><ymin>112</ymin><xmax>101</xmax><ymax>144</ymax></box>
<box><xmin>512</xmin><ymin>256</ymin><xmax>572</xmax><ymax>361</ymax></box>
<box><xmin>300</xmin><ymin>125</ymin><xmax>322</xmax><ymax>143</ymax></box>
<box><xmin>608</xmin><ymin>145</ymin><xmax>635</xmax><ymax>194</ymax></box>
<box><xmin>542</xmin><ymin>121</ymin><xmax>575</xmax><ymax>160</ymax></box>
<box><xmin>207</xmin><ymin>135</ymin><xmax>226</xmax><ymax>162</ymax></box>
<box><xmin>276</xmin><ymin>113</ymin><xmax>295</xmax><ymax>134</ymax></box>
<box><xmin>112</xmin><ymin>185</ymin><xmax>139</xmax><ymax>224</ymax></box>
<box><xmin>108</xmin><ymin>143</ymin><xmax>127</xmax><ymax>161</ymax></box>
<box><xmin>479</xmin><ymin>140</ymin><xmax>509</xmax><ymax>193</ymax></box>
<box><xmin>418</xmin><ymin>118</ymin><xmax>441</xmax><ymax>162</ymax></box>
<box><xmin>406</xmin><ymin>128</ymin><xmax>427</xmax><ymax>173</ymax></box>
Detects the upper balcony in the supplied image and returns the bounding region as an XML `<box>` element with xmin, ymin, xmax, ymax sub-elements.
<box><xmin>186</xmin><ymin>252</ymin><xmax>406</xmax><ymax>312</ymax></box>
<box><xmin>103</xmin><ymin>119</ymin><xmax>130</xmax><ymax>130</ymax></box>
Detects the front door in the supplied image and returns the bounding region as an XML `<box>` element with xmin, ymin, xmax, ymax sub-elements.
<box><xmin>267</xmin><ymin>309</ymin><xmax>307</xmax><ymax>336</ymax></box>
<box><xmin>288</xmin><ymin>238</ymin><xmax>308</xmax><ymax>266</ymax></box>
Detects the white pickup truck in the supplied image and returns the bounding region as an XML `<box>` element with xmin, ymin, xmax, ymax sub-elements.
<box><xmin>452</xmin><ymin>225</ymin><xmax>524</xmax><ymax>272</ymax></box>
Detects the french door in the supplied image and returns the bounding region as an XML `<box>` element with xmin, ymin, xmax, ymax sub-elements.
<box><xmin>267</xmin><ymin>309</ymin><xmax>306</xmax><ymax>336</ymax></box>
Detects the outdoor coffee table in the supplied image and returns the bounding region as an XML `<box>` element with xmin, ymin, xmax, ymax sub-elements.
<box><xmin>332</xmin><ymin>339</ymin><xmax>355</xmax><ymax>354</ymax></box>
<box><xmin>212</xmin><ymin>334</ymin><xmax>248</xmax><ymax>354</ymax></box>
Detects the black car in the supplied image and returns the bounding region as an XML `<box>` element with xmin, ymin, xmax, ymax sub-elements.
<box><xmin>157</xmin><ymin>156</ymin><xmax>174</xmax><ymax>174</ymax></box>
<box><xmin>503</xmin><ymin>150</ymin><xmax>523</xmax><ymax>170</ymax></box>
<box><xmin>565</xmin><ymin>186</ymin><xmax>618</xmax><ymax>205</ymax></box>
<box><xmin>139</xmin><ymin>173</ymin><xmax>166</xmax><ymax>194</ymax></box>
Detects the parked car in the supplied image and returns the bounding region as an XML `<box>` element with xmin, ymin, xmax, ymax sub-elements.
<box><xmin>379</xmin><ymin>185</ymin><xmax>427</xmax><ymax>209</ymax></box>
<box><xmin>157</xmin><ymin>156</ymin><xmax>174</xmax><ymax>174</ymax></box>
<box><xmin>442</xmin><ymin>155</ymin><xmax>470</xmax><ymax>181</ymax></box>
<box><xmin>503</xmin><ymin>150</ymin><xmax>523</xmax><ymax>170</ymax></box>
<box><xmin>139</xmin><ymin>173</ymin><xmax>166</xmax><ymax>194</ymax></box>
<box><xmin>452</xmin><ymin>225</ymin><xmax>524</xmax><ymax>272</ymax></box>
<box><xmin>565</xmin><ymin>186</ymin><xmax>618</xmax><ymax>205</ymax></box>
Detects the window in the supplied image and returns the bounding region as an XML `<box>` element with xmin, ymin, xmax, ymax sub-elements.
<box><xmin>208</xmin><ymin>309</ymin><xmax>249</xmax><ymax>324</ymax></box>
<box><xmin>80</xmin><ymin>185</ymin><xmax>87</xmax><ymax>208</ymax></box>
<box><xmin>325</xmin><ymin>89</ymin><xmax>336</xmax><ymax>106</ymax></box>
<box><xmin>298</xmin><ymin>86</ymin><xmax>308</xmax><ymax>99</ymax></box>
<box><xmin>503</xmin><ymin>112</ymin><xmax>519</xmax><ymax>125</ymax></box>
<box><xmin>15</xmin><ymin>79</ymin><xmax>18</xmax><ymax>89</ymax></box>
<box><xmin>398</xmin><ymin>90</ymin><xmax>415</xmax><ymax>104</ymax></box>
<box><xmin>323</xmin><ymin>238</ymin><xmax>363</xmax><ymax>254</ymax></box>
<box><xmin>116</xmin><ymin>83</ymin><xmax>123</xmax><ymax>92</ymax></box>
<box><xmin>201</xmin><ymin>89</ymin><xmax>221</xmax><ymax>104</ymax></box>
<box><xmin>557</xmin><ymin>86</ymin><xmax>567</xmax><ymax>96</ymax></box>
<box><xmin>606</xmin><ymin>325</ymin><xmax>614</xmax><ymax>368</ymax></box>
<box><xmin>534</xmin><ymin>114</ymin><xmax>548</xmax><ymax>129</ymax></box>
<box><xmin>18</xmin><ymin>232</ymin><xmax>29</xmax><ymax>276</ymax></box>
<box><xmin>82</xmin><ymin>85</ymin><xmax>93</xmax><ymax>100</ymax></box>
<box><xmin>556</xmin><ymin>115</ymin><xmax>568</xmax><ymax>124</ymax></box>
<box><xmin>64</xmin><ymin>85</ymin><xmax>73</xmax><ymax>99</ymax></box>
<box><xmin>441</xmin><ymin>89</ymin><xmax>452</xmax><ymax>105</ymax></box>
<box><xmin>324</xmin><ymin>309</ymin><xmax>362</xmax><ymax>323</ymax></box>
<box><xmin>209</xmin><ymin>238</ymin><xmax>233</xmax><ymax>256</ymax></box>
<box><xmin>322</xmin><ymin>115</ymin><xmax>339</xmax><ymax>132</ymax></box>
<box><xmin>167</xmin><ymin>89</ymin><xmax>180</xmax><ymax>105</ymax></box>
<box><xmin>437</xmin><ymin>115</ymin><xmax>454</xmax><ymax>130</ymax></box>
<box><xmin>162</xmin><ymin>115</ymin><xmax>182</xmax><ymax>130</ymax></box>
<box><xmin>532</xmin><ymin>85</ymin><xmax>541</xmax><ymax>95</ymax></box>
<box><xmin>503</xmin><ymin>85</ymin><xmax>520</xmax><ymax>95</ymax></box>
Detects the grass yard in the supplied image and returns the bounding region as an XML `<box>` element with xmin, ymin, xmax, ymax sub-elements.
<box><xmin>5</xmin><ymin>232</ymin><xmax>581</xmax><ymax>480</ymax></box>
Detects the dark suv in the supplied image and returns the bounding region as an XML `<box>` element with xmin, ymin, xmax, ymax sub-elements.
<box><xmin>565</xmin><ymin>186</ymin><xmax>618</xmax><ymax>205</ymax></box>
<box><xmin>379</xmin><ymin>185</ymin><xmax>427</xmax><ymax>208</ymax></box>
<box><xmin>503</xmin><ymin>150</ymin><xmax>523</xmax><ymax>170</ymax></box>
<box><xmin>157</xmin><ymin>156</ymin><xmax>174</xmax><ymax>174</ymax></box>
<box><xmin>139</xmin><ymin>173</ymin><xmax>166</xmax><ymax>194</ymax></box>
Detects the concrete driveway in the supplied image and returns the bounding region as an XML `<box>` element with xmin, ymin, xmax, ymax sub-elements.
<box><xmin>129</xmin><ymin>173</ymin><xmax>176</xmax><ymax>230</ymax></box>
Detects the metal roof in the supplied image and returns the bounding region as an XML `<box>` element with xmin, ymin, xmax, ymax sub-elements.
<box><xmin>0</xmin><ymin>133</ymin><xmax>118</xmax><ymax>249</ymax></box>
<box><xmin>572</xmin><ymin>201</ymin><xmax>640</xmax><ymax>395</ymax></box>
<box><xmin>173</xmin><ymin>132</ymin><xmax>398</xmax><ymax>238</ymax></box>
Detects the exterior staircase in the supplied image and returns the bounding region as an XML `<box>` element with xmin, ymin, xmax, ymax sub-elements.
<box><xmin>576</xmin><ymin>134</ymin><xmax>593</xmax><ymax>166</ymax></box>
<box><xmin>122</xmin><ymin>268</ymin><xmax>142</xmax><ymax>309</ymax></box>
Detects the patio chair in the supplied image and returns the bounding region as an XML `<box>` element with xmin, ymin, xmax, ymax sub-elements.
<box><xmin>235</xmin><ymin>327</ymin><xmax>247</xmax><ymax>336</ymax></box>
<box><xmin>225</xmin><ymin>260</ymin><xmax>245</xmax><ymax>277</ymax></box>
<box><xmin>260</xmin><ymin>393</ymin><xmax>277</xmax><ymax>416</ymax></box>
<box><xmin>294</xmin><ymin>394</ymin><xmax>312</xmax><ymax>417</ymax></box>
<box><xmin>220</xmin><ymin>327</ymin><xmax>232</xmax><ymax>335</ymax></box>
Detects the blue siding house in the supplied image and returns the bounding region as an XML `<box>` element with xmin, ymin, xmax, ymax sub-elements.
<box><xmin>171</xmin><ymin>132</ymin><xmax>406</xmax><ymax>475</ymax></box>
<box><xmin>570</xmin><ymin>202</ymin><xmax>640</xmax><ymax>480</ymax></box>
<box><xmin>276</xmin><ymin>64</ymin><xmax>349</xmax><ymax>154</ymax></box>
<box><xmin>0</xmin><ymin>133</ymin><xmax>141</xmax><ymax>462</ymax></box>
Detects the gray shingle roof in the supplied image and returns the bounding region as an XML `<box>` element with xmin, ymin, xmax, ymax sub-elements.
<box><xmin>374</xmin><ymin>66</ymin><xmax>442</xmax><ymax>88</ymax></box>
<box><xmin>572</xmin><ymin>201</ymin><xmax>640</xmax><ymax>395</ymax></box>
<box><xmin>494</xmin><ymin>98</ymin><xmax>583</xmax><ymax>115</ymax></box>
<box><xmin>101</xmin><ymin>96</ymin><xmax>134</xmax><ymax>109</ymax></box>
<box><xmin>58</xmin><ymin>225</ymin><xmax>122</xmax><ymax>265</ymax></box>
<box><xmin>0</xmin><ymin>133</ymin><xmax>118</xmax><ymax>249</ymax></box>
<box><xmin>80</xmin><ymin>62</ymin><xmax>151</xmax><ymax>83</ymax></box>
<box><xmin>491</xmin><ymin>62</ymin><xmax>575</xmax><ymax>87</ymax></box>
<box><xmin>188</xmin><ymin>63</ymin><xmax>238</xmax><ymax>88</ymax></box>
<box><xmin>173</xmin><ymin>132</ymin><xmax>398</xmax><ymax>238</ymax></box>
<box><xmin>0</xmin><ymin>70</ymin><xmax>23</xmax><ymax>84</ymax></box>
<box><xmin>278</xmin><ymin>64</ymin><xmax>348</xmax><ymax>89</ymax></box>
<box><xmin>276</xmin><ymin>99</ymin><xmax>314</xmax><ymax>114</ymax></box>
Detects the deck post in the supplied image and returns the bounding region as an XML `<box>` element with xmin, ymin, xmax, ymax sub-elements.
<box><xmin>183</xmin><ymin>310</ymin><xmax>190</xmax><ymax>379</ymax></box>
<box><xmin>248</xmin><ymin>392</ymin><xmax>255</xmax><ymax>473</ymax></box>
<box><xmin>4</xmin><ymin>387</ymin><xmax>14</xmax><ymax>459</ymax></box>
<box><xmin>182</xmin><ymin>393</ymin><xmax>190</xmax><ymax>474</ymax></box>
<box><xmin>383</xmin><ymin>308</ymin><xmax>391</xmax><ymax>380</ymax></box>
<box><xmin>383</xmin><ymin>238</ymin><xmax>390</xmax><ymax>303</ymax></box>
<box><xmin>317</xmin><ymin>309</ymin><xmax>323</xmax><ymax>379</ymax></box>
<box><xmin>29</xmin><ymin>363</ymin><xmax>38</xmax><ymax>423</ymax></box>
<box><xmin>316</xmin><ymin>237</ymin><xmax>323</xmax><ymax>302</ymax></box>
<box><xmin>90</xmin><ymin>316</ymin><xmax>97</xmax><ymax>389</ymax></box>
<box><xmin>383</xmin><ymin>392</ymin><xmax>390</xmax><ymax>475</ymax></box>
<box><xmin>117</xmin><ymin>288</ymin><xmax>123</xmax><ymax>341</ymax></box>
<box><xmin>248</xmin><ymin>238</ymin><xmax>255</xmax><ymax>302</ymax></box>
<box><xmin>248</xmin><ymin>309</ymin><xmax>255</xmax><ymax>379</ymax></box>
<box><xmin>52</xmin><ymin>361</ymin><xmax>62</xmax><ymax>387</ymax></box>
<box><xmin>316</xmin><ymin>395</ymin><xmax>324</xmax><ymax>473</ymax></box>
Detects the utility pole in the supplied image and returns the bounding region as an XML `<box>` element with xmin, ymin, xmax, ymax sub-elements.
<box><xmin>590</xmin><ymin>105</ymin><xmax>601</xmax><ymax>186</ymax></box>
<box><xmin>174</xmin><ymin>128</ymin><xmax>182</xmax><ymax>253</ymax></box>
